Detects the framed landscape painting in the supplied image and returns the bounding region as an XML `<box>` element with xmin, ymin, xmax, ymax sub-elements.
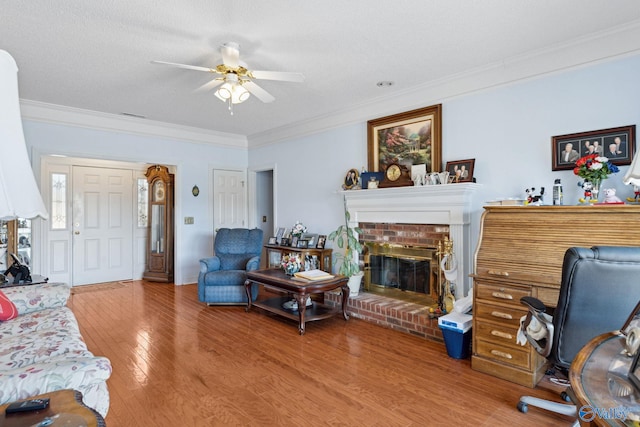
<box><xmin>367</xmin><ymin>104</ymin><xmax>442</xmax><ymax>174</ymax></box>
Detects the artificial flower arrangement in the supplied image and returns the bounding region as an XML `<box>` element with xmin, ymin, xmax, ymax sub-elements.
<box><xmin>573</xmin><ymin>154</ymin><xmax>619</xmax><ymax>182</ymax></box>
<box><xmin>573</xmin><ymin>154</ymin><xmax>620</xmax><ymax>204</ymax></box>
<box><xmin>281</xmin><ymin>253</ymin><xmax>302</xmax><ymax>275</ymax></box>
<box><xmin>291</xmin><ymin>221</ymin><xmax>307</xmax><ymax>237</ymax></box>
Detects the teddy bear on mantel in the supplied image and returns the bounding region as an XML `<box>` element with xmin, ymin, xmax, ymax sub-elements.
<box><xmin>602</xmin><ymin>188</ymin><xmax>623</xmax><ymax>204</ymax></box>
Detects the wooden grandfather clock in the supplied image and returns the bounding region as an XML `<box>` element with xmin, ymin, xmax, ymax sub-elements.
<box><xmin>143</xmin><ymin>165</ymin><xmax>174</xmax><ymax>282</ymax></box>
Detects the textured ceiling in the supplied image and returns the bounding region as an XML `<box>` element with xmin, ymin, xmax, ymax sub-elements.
<box><xmin>3</xmin><ymin>1</ymin><xmax>640</xmax><ymax>139</ymax></box>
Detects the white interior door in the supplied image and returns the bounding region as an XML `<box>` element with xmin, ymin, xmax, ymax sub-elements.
<box><xmin>213</xmin><ymin>170</ymin><xmax>247</xmax><ymax>233</ymax></box>
<box><xmin>72</xmin><ymin>166</ymin><xmax>134</xmax><ymax>285</ymax></box>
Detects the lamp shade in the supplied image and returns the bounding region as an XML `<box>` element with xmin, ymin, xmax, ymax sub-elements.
<box><xmin>0</xmin><ymin>50</ymin><xmax>48</xmax><ymax>220</ymax></box>
<box><xmin>623</xmin><ymin>150</ymin><xmax>640</xmax><ymax>187</ymax></box>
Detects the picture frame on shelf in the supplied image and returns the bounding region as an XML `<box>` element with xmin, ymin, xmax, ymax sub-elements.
<box><xmin>343</xmin><ymin>168</ymin><xmax>360</xmax><ymax>190</ymax></box>
<box><xmin>301</xmin><ymin>233</ymin><xmax>318</xmax><ymax>247</ymax></box>
<box><xmin>297</xmin><ymin>239</ymin><xmax>309</xmax><ymax>249</ymax></box>
<box><xmin>552</xmin><ymin>125</ymin><xmax>636</xmax><ymax>171</ymax></box>
<box><xmin>316</xmin><ymin>235</ymin><xmax>327</xmax><ymax>249</ymax></box>
<box><xmin>280</xmin><ymin>237</ymin><xmax>291</xmax><ymax>247</ymax></box>
<box><xmin>268</xmin><ymin>237</ymin><xmax>277</xmax><ymax>245</ymax></box>
<box><xmin>367</xmin><ymin>104</ymin><xmax>442</xmax><ymax>174</ymax></box>
<box><xmin>291</xmin><ymin>236</ymin><xmax>299</xmax><ymax>248</ymax></box>
<box><xmin>275</xmin><ymin>227</ymin><xmax>285</xmax><ymax>244</ymax></box>
<box><xmin>445</xmin><ymin>159</ymin><xmax>475</xmax><ymax>183</ymax></box>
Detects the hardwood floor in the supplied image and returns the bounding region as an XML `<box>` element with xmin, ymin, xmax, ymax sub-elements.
<box><xmin>68</xmin><ymin>280</ymin><xmax>575</xmax><ymax>426</ymax></box>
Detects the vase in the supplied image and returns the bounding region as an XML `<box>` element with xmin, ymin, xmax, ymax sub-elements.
<box><xmin>347</xmin><ymin>273</ymin><xmax>364</xmax><ymax>297</ymax></box>
<box><xmin>284</xmin><ymin>264</ymin><xmax>300</xmax><ymax>276</ymax></box>
<box><xmin>588</xmin><ymin>178</ymin><xmax>602</xmax><ymax>203</ymax></box>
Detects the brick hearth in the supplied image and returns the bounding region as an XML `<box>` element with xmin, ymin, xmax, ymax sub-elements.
<box><xmin>326</xmin><ymin>291</ymin><xmax>444</xmax><ymax>342</ymax></box>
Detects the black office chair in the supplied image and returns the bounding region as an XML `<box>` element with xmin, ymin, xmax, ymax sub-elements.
<box><xmin>517</xmin><ymin>246</ymin><xmax>640</xmax><ymax>422</ymax></box>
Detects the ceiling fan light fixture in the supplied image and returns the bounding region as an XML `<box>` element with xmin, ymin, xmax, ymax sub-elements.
<box><xmin>215</xmin><ymin>83</ymin><xmax>233</xmax><ymax>101</ymax></box>
<box><xmin>215</xmin><ymin>81</ymin><xmax>250</xmax><ymax>104</ymax></box>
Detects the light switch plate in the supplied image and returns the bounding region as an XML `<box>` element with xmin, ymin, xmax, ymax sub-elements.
<box><xmin>184</xmin><ymin>217</ymin><xmax>194</xmax><ymax>225</ymax></box>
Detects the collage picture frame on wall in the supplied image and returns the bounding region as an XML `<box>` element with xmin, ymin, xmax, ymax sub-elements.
<box><xmin>552</xmin><ymin>125</ymin><xmax>636</xmax><ymax>171</ymax></box>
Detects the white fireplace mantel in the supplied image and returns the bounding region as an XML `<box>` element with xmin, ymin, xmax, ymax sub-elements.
<box><xmin>343</xmin><ymin>183</ymin><xmax>481</xmax><ymax>297</ymax></box>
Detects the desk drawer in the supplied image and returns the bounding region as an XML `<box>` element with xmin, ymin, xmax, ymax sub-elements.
<box><xmin>475</xmin><ymin>321</ymin><xmax>521</xmax><ymax>347</ymax></box>
<box><xmin>475</xmin><ymin>339</ymin><xmax>530</xmax><ymax>369</ymax></box>
<box><xmin>475</xmin><ymin>303</ymin><xmax>526</xmax><ymax>327</ymax></box>
<box><xmin>476</xmin><ymin>283</ymin><xmax>531</xmax><ymax>304</ymax></box>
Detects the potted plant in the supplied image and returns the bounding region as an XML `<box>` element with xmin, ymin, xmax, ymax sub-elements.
<box><xmin>328</xmin><ymin>198</ymin><xmax>364</xmax><ymax>296</ymax></box>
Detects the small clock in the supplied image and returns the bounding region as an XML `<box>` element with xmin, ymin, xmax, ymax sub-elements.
<box><xmin>378</xmin><ymin>163</ymin><xmax>414</xmax><ymax>188</ymax></box>
<box><xmin>386</xmin><ymin>164</ymin><xmax>402</xmax><ymax>182</ymax></box>
<box><xmin>154</xmin><ymin>181</ymin><xmax>165</xmax><ymax>202</ymax></box>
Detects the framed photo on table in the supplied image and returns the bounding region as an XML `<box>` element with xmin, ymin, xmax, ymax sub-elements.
<box><xmin>367</xmin><ymin>104</ymin><xmax>442</xmax><ymax>174</ymax></box>
<box><xmin>552</xmin><ymin>125</ymin><xmax>636</xmax><ymax>171</ymax></box>
<box><xmin>445</xmin><ymin>159</ymin><xmax>475</xmax><ymax>183</ymax></box>
<box><xmin>275</xmin><ymin>227</ymin><xmax>285</xmax><ymax>244</ymax></box>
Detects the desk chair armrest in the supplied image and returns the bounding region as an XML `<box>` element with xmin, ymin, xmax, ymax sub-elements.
<box><xmin>199</xmin><ymin>256</ymin><xmax>221</xmax><ymax>273</ymax></box>
<box><xmin>520</xmin><ymin>296</ymin><xmax>554</xmax><ymax>358</ymax></box>
<box><xmin>246</xmin><ymin>256</ymin><xmax>260</xmax><ymax>272</ymax></box>
<box><xmin>521</xmin><ymin>296</ymin><xmax>547</xmax><ymax>314</ymax></box>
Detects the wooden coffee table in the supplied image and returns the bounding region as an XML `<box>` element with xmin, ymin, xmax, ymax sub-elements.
<box><xmin>245</xmin><ymin>268</ymin><xmax>349</xmax><ymax>335</ymax></box>
<box><xmin>0</xmin><ymin>389</ymin><xmax>105</xmax><ymax>427</ymax></box>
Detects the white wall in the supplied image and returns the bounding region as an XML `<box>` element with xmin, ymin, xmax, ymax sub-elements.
<box><xmin>249</xmin><ymin>53</ymin><xmax>640</xmax><ymax>271</ymax></box>
<box><xmin>249</xmin><ymin>125</ymin><xmax>366</xmax><ymax>245</ymax></box>
<box><xmin>21</xmin><ymin>52</ymin><xmax>640</xmax><ymax>284</ymax></box>
<box><xmin>23</xmin><ymin>120</ymin><xmax>248</xmax><ymax>285</ymax></box>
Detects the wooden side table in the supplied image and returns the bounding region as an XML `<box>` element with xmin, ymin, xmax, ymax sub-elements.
<box><xmin>246</xmin><ymin>268</ymin><xmax>349</xmax><ymax>335</ymax></box>
<box><xmin>570</xmin><ymin>332</ymin><xmax>640</xmax><ymax>426</ymax></box>
<box><xmin>0</xmin><ymin>389</ymin><xmax>105</xmax><ymax>427</ymax></box>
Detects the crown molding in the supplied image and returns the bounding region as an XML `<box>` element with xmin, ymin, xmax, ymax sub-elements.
<box><xmin>19</xmin><ymin>99</ymin><xmax>248</xmax><ymax>149</ymax></box>
<box><xmin>248</xmin><ymin>20</ymin><xmax>640</xmax><ymax>149</ymax></box>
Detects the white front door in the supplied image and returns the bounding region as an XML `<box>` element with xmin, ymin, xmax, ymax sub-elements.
<box><xmin>213</xmin><ymin>170</ymin><xmax>247</xmax><ymax>234</ymax></box>
<box><xmin>72</xmin><ymin>166</ymin><xmax>134</xmax><ymax>285</ymax></box>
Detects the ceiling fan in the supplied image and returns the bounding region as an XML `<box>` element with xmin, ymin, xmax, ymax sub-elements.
<box><xmin>152</xmin><ymin>42</ymin><xmax>304</xmax><ymax>114</ymax></box>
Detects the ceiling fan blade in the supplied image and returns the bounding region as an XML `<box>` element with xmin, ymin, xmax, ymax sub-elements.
<box><xmin>250</xmin><ymin>70</ymin><xmax>305</xmax><ymax>82</ymax></box>
<box><xmin>220</xmin><ymin>42</ymin><xmax>240</xmax><ymax>69</ymax></box>
<box><xmin>243</xmin><ymin>81</ymin><xmax>275</xmax><ymax>103</ymax></box>
<box><xmin>151</xmin><ymin>60</ymin><xmax>215</xmax><ymax>73</ymax></box>
<box><xmin>195</xmin><ymin>78</ymin><xmax>224</xmax><ymax>93</ymax></box>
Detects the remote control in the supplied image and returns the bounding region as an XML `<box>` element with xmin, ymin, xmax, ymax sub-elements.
<box><xmin>5</xmin><ymin>398</ymin><xmax>50</xmax><ymax>413</ymax></box>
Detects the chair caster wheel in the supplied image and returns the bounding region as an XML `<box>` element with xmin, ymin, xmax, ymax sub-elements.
<box><xmin>517</xmin><ymin>401</ymin><xmax>528</xmax><ymax>413</ymax></box>
<box><xmin>561</xmin><ymin>391</ymin><xmax>571</xmax><ymax>402</ymax></box>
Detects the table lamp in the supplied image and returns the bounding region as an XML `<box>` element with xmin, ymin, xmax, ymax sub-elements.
<box><xmin>623</xmin><ymin>149</ymin><xmax>640</xmax><ymax>187</ymax></box>
<box><xmin>0</xmin><ymin>50</ymin><xmax>48</xmax><ymax>221</ymax></box>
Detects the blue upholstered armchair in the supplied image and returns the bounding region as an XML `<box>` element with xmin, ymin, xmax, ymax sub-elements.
<box><xmin>198</xmin><ymin>228</ymin><xmax>264</xmax><ymax>305</ymax></box>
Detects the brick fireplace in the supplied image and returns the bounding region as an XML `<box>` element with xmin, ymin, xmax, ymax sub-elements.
<box><xmin>326</xmin><ymin>184</ymin><xmax>480</xmax><ymax>342</ymax></box>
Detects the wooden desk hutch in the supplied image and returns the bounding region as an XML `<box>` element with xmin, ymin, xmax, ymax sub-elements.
<box><xmin>472</xmin><ymin>205</ymin><xmax>640</xmax><ymax>387</ymax></box>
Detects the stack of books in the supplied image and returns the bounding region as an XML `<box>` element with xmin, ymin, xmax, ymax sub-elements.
<box><xmin>293</xmin><ymin>269</ymin><xmax>334</xmax><ymax>281</ymax></box>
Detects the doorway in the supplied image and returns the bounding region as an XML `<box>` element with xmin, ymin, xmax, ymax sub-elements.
<box><xmin>42</xmin><ymin>156</ymin><xmax>150</xmax><ymax>285</ymax></box>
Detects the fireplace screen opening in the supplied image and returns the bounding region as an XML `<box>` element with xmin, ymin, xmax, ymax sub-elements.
<box><xmin>364</xmin><ymin>243</ymin><xmax>439</xmax><ymax>306</ymax></box>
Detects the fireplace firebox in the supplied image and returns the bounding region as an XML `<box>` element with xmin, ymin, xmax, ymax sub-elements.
<box><xmin>364</xmin><ymin>243</ymin><xmax>439</xmax><ymax>306</ymax></box>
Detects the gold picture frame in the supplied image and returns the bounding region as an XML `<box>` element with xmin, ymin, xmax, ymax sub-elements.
<box><xmin>367</xmin><ymin>104</ymin><xmax>442</xmax><ymax>174</ymax></box>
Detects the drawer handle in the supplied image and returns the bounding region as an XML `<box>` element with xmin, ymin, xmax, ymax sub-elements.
<box><xmin>491</xmin><ymin>291</ymin><xmax>513</xmax><ymax>300</ymax></box>
<box><xmin>491</xmin><ymin>311</ymin><xmax>513</xmax><ymax>320</ymax></box>
<box><xmin>491</xmin><ymin>330</ymin><xmax>513</xmax><ymax>340</ymax></box>
<box><xmin>491</xmin><ymin>349</ymin><xmax>513</xmax><ymax>359</ymax></box>
<box><xmin>488</xmin><ymin>270</ymin><xmax>509</xmax><ymax>276</ymax></box>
